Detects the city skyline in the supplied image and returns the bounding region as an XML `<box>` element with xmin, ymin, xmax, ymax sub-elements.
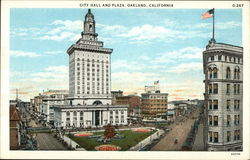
<box><xmin>10</xmin><ymin>8</ymin><xmax>242</xmax><ymax>101</ymax></box>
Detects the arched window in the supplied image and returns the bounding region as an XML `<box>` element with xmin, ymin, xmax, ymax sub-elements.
<box><xmin>66</xmin><ymin>111</ymin><xmax>70</xmax><ymax>116</ymax></box>
<box><xmin>208</xmin><ymin>68</ymin><xmax>212</xmax><ymax>79</ymax></box>
<box><xmin>73</xmin><ymin>111</ymin><xmax>77</xmax><ymax>116</ymax></box>
<box><xmin>226</xmin><ymin>67</ymin><xmax>231</xmax><ymax>79</ymax></box>
<box><xmin>213</xmin><ymin>68</ymin><xmax>218</xmax><ymax>79</ymax></box>
<box><xmin>92</xmin><ymin>100</ymin><xmax>103</xmax><ymax>105</ymax></box>
<box><xmin>234</xmin><ymin>66</ymin><xmax>240</xmax><ymax>79</ymax></box>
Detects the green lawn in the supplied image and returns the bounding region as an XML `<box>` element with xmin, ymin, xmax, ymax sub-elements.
<box><xmin>68</xmin><ymin>130</ymin><xmax>156</xmax><ymax>151</ymax></box>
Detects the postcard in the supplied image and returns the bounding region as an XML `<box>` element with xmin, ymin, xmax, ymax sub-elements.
<box><xmin>1</xmin><ymin>0</ymin><xmax>249</xmax><ymax>159</ymax></box>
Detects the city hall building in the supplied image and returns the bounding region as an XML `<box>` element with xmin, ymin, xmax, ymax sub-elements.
<box><xmin>53</xmin><ymin>9</ymin><xmax>128</xmax><ymax>128</ymax></box>
<box><xmin>203</xmin><ymin>40</ymin><xmax>243</xmax><ymax>151</ymax></box>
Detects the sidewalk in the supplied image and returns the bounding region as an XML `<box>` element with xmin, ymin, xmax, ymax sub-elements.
<box><xmin>192</xmin><ymin>118</ymin><xmax>205</xmax><ymax>151</ymax></box>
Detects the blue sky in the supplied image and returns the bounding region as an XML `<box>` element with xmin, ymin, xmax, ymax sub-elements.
<box><xmin>10</xmin><ymin>8</ymin><xmax>242</xmax><ymax>101</ymax></box>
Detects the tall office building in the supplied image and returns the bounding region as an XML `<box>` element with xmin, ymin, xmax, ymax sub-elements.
<box><xmin>53</xmin><ymin>9</ymin><xmax>128</xmax><ymax>128</ymax></box>
<box><xmin>203</xmin><ymin>40</ymin><xmax>243</xmax><ymax>151</ymax></box>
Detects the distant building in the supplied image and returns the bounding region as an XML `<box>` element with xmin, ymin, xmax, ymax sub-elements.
<box><xmin>53</xmin><ymin>9</ymin><xmax>128</xmax><ymax>128</ymax></box>
<box><xmin>115</xmin><ymin>95</ymin><xmax>141</xmax><ymax>116</ymax></box>
<box><xmin>9</xmin><ymin>105</ymin><xmax>20</xmax><ymax>150</ymax></box>
<box><xmin>111</xmin><ymin>90</ymin><xmax>123</xmax><ymax>104</ymax></box>
<box><xmin>141</xmin><ymin>82</ymin><xmax>168</xmax><ymax>118</ymax></box>
<box><xmin>203</xmin><ymin>41</ymin><xmax>243</xmax><ymax>151</ymax></box>
<box><xmin>40</xmin><ymin>91</ymin><xmax>68</xmax><ymax>123</ymax></box>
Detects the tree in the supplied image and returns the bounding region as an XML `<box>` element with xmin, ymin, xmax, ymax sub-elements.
<box><xmin>104</xmin><ymin>124</ymin><xmax>115</xmax><ymax>139</ymax></box>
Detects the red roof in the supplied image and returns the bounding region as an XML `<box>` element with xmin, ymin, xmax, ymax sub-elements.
<box><xmin>10</xmin><ymin>105</ymin><xmax>20</xmax><ymax>121</ymax></box>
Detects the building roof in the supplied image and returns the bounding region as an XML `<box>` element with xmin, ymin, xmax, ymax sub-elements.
<box><xmin>10</xmin><ymin>105</ymin><xmax>20</xmax><ymax>121</ymax></box>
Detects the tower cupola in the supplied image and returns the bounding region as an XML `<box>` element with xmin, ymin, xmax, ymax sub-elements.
<box><xmin>81</xmin><ymin>9</ymin><xmax>98</xmax><ymax>41</ymax></box>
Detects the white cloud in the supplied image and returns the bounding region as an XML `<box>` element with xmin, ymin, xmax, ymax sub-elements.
<box><xmin>152</xmin><ymin>47</ymin><xmax>204</xmax><ymax>64</ymax></box>
<box><xmin>39</xmin><ymin>31</ymin><xmax>76</xmax><ymax>41</ymax></box>
<box><xmin>166</xmin><ymin>62</ymin><xmax>203</xmax><ymax>73</ymax></box>
<box><xmin>31</xmin><ymin>65</ymin><xmax>68</xmax><ymax>79</ymax></box>
<box><xmin>112</xmin><ymin>60</ymin><xmax>145</xmax><ymax>71</ymax></box>
<box><xmin>185</xmin><ymin>21</ymin><xmax>241</xmax><ymax>30</ymax></box>
<box><xmin>44</xmin><ymin>50</ymin><xmax>64</xmax><ymax>55</ymax></box>
<box><xmin>10</xmin><ymin>50</ymin><xmax>41</xmax><ymax>57</ymax></box>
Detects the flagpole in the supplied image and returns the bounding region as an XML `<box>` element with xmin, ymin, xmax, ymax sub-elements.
<box><xmin>212</xmin><ymin>8</ymin><xmax>215</xmax><ymax>40</ymax></box>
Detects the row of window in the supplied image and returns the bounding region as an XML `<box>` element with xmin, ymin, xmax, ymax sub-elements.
<box><xmin>208</xmin><ymin>115</ymin><xmax>240</xmax><ymax>126</ymax></box>
<box><xmin>208</xmin><ymin>130</ymin><xmax>240</xmax><ymax>143</ymax></box>
<box><xmin>208</xmin><ymin>83</ymin><xmax>241</xmax><ymax>95</ymax></box>
<box><xmin>75</xmin><ymin>58</ymin><xmax>109</xmax><ymax>63</ymax></box>
<box><xmin>208</xmin><ymin>66</ymin><xmax>240</xmax><ymax>80</ymax></box>
<box><xmin>208</xmin><ymin>55</ymin><xmax>242</xmax><ymax>64</ymax></box>
<box><xmin>110</xmin><ymin>110</ymin><xmax>125</xmax><ymax>114</ymax></box>
<box><xmin>208</xmin><ymin>99</ymin><xmax>240</xmax><ymax>110</ymax></box>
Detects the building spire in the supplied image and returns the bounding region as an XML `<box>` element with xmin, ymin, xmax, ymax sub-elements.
<box><xmin>81</xmin><ymin>9</ymin><xmax>98</xmax><ymax>41</ymax></box>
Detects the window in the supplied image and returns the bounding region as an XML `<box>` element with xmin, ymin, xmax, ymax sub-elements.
<box><xmin>234</xmin><ymin>115</ymin><xmax>237</xmax><ymax>125</ymax></box>
<box><xmin>214</xmin><ymin>116</ymin><xmax>218</xmax><ymax>126</ymax></box>
<box><xmin>227</xmin><ymin>115</ymin><xmax>230</xmax><ymax>126</ymax></box>
<box><xmin>66</xmin><ymin>111</ymin><xmax>70</xmax><ymax>116</ymax></box>
<box><xmin>213</xmin><ymin>100</ymin><xmax>218</xmax><ymax>109</ymax></box>
<box><xmin>227</xmin><ymin>131</ymin><xmax>231</xmax><ymax>142</ymax></box>
<box><xmin>209</xmin><ymin>84</ymin><xmax>212</xmax><ymax>94</ymax></box>
<box><xmin>211</xmin><ymin>56</ymin><xmax>214</xmax><ymax>61</ymax></box>
<box><xmin>234</xmin><ymin>130</ymin><xmax>240</xmax><ymax>140</ymax></box>
<box><xmin>213</xmin><ymin>83</ymin><xmax>218</xmax><ymax>94</ymax></box>
<box><xmin>209</xmin><ymin>132</ymin><xmax>213</xmax><ymax>142</ymax></box>
<box><xmin>226</xmin><ymin>84</ymin><xmax>230</xmax><ymax>94</ymax></box>
<box><xmin>234</xmin><ymin>84</ymin><xmax>237</xmax><ymax>94</ymax></box>
<box><xmin>209</xmin><ymin>115</ymin><xmax>212</xmax><ymax>125</ymax></box>
<box><xmin>218</xmin><ymin>55</ymin><xmax>221</xmax><ymax>60</ymax></box>
<box><xmin>208</xmin><ymin>68</ymin><xmax>213</xmax><ymax>79</ymax></box>
<box><xmin>237</xmin><ymin>84</ymin><xmax>240</xmax><ymax>94</ymax></box>
<box><xmin>208</xmin><ymin>100</ymin><xmax>212</xmax><ymax>110</ymax></box>
<box><xmin>214</xmin><ymin>132</ymin><xmax>218</xmax><ymax>143</ymax></box>
<box><xmin>237</xmin><ymin>115</ymin><xmax>240</xmax><ymax>125</ymax></box>
<box><xmin>227</xmin><ymin>100</ymin><xmax>230</xmax><ymax>110</ymax></box>
<box><xmin>213</xmin><ymin>68</ymin><xmax>218</xmax><ymax>78</ymax></box>
<box><xmin>226</xmin><ymin>67</ymin><xmax>231</xmax><ymax>79</ymax></box>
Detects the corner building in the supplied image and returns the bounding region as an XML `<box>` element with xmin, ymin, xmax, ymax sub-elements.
<box><xmin>53</xmin><ymin>9</ymin><xmax>128</xmax><ymax>128</ymax></box>
<box><xmin>203</xmin><ymin>40</ymin><xmax>243</xmax><ymax>151</ymax></box>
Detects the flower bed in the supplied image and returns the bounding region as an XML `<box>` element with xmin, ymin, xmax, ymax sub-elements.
<box><xmin>74</xmin><ymin>132</ymin><xmax>93</xmax><ymax>137</ymax></box>
<box><xmin>131</xmin><ymin>128</ymin><xmax>151</xmax><ymax>133</ymax></box>
<box><xmin>95</xmin><ymin>145</ymin><xmax>121</xmax><ymax>151</ymax></box>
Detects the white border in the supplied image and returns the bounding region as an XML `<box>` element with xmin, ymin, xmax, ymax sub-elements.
<box><xmin>1</xmin><ymin>1</ymin><xmax>250</xmax><ymax>159</ymax></box>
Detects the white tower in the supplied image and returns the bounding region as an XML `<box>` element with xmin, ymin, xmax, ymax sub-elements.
<box><xmin>203</xmin><ymin>40</ymin><xmax>243</xmax><ymax>151</ymax></box>
<box><xmin>67</xmin><ymin>9</ymin><xmax>113</xmax><ymax>106</ymax></box>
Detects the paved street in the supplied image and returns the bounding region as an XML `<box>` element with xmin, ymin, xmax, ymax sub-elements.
<box><xmin>192</xmin><ymin>117</ymin><xmax>205</xmax><ymax>151</ymax></box>
<box><xmin>151</xmin><ymin>109</ymin><xmax>200</xmax><ymax>151</ymax></box>
<box><xmin>34</xmin><ymin>133</ymin><xmax>67</xmax><ymax>150</ymax></box>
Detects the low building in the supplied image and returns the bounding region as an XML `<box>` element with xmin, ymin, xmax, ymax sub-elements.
<box><xmin>111</xmin><ymin>90</ymin><xmax>123</xmax><ymax>104</ymax></box>
<box><xmin>115</xmin><ymin>95</ymin><xmax>141</xmax><ymax>116</ymax></box>
<box><xmin>40</xmin><ymin>92</ymin><xmax>68</xmax><ymax>123</ymax></box>
<box><xmin>9</xmin><ymin>105</ymin><xmax>21</xmax><ymax>150</ymax></box>
<box><xmin>53</xmin><ymin>105</ymin><xmax>128</xmax><ymax>128</ymax></box>
<box><xmin>141</xmin><ymin>89</ymin><xmax>168</xmax><ymax>118</ymax></box>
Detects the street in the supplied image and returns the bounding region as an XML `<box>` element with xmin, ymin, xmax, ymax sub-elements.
<box><xmin>151</xmin><ymin>109</ymin><xmax>200</xmax><ymax>151</ymax></box>
<box><xmin>35</xmin><ymin>133</ymin><xmax>67</xmax><ymax>150</ymax></box>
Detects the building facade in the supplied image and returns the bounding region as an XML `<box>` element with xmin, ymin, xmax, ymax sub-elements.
<box><xmin>141</xmin><ymin>90</ymin><xmax>168</xmax><ymax>118</ymax></box>
<box><xmin>203</xmin><ymin>41</ymin><xmax>243</xmax><ymax>151</ymax></box>
<box><xmin>53</xmin><ymin>9</ymin><xmax>128</xmax><ymax>128</ymax></box>
<box><xmin>40</xmin><ymin>91</ymin><xmax>68</xmax><ymax>123</ymax></box>
<box><xmin>9</xmin><ymin>105</ymin><xmax>21</xmax><ymax>150</ymax></box>
<box><xmin>115</xmin><ymin>95</ymin><xmax>141</xmax><ymax>116</ymax></box>
<box><xmin>111</xmin><ymin>90</ymin><xmax>123</xmax><ymax>104</ymax></box>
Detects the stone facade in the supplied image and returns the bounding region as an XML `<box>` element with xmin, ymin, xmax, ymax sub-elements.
<box><xmin>115</xmin><ymin>95</ymin><xmax>141</xmax><ymax>116</ymax></box>
<box><xmin>53</xmin><ymin>9</ymin><xmax>128</xmax><ymax>128</ymax></box>
<box><xmin>203</xmin><ymin>40</ymin><xmax>243</xmax><ymax>151</ymax></box>
<box><xmin>141</xmin><ymin>92</ymin><xmax>168</xmax><ymax>118</ymax></box>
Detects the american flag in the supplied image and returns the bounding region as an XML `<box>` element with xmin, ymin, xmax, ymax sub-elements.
<box><xmin>154</xmin><ymin>80</ymin><xmax>159</xmax><ymax>85</ymax></box>
<box><xmin>202</xmin><ymin>9</ymin><xmax>214</xmax><ymax>19</ymax></box>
